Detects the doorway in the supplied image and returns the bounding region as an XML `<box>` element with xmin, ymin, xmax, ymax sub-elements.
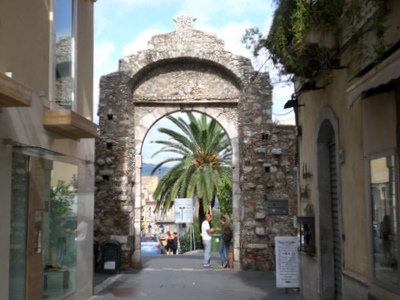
<box><xmin>317</xmin><ymin>119</ymin><xmax>343</xmax><ymax>299</ymax></box>
<box><xmin>8</xmin><ymin>148</ymin><xmax>79</xmax><ymax>299</ymax></box>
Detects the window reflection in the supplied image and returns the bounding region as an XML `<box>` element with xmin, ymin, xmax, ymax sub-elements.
<box><xmin>43</xmin><ymin>161</ymin><xmax>78</xmax><ymax>299</ymax></box>
<box><xmin>8</xmin><ymin>153</ymin><xmax>29</xmax><ymax>299</ymax></box>
<box><xmin>370</xmin><ymin>155</ymin><xmax>398</xmax><ymax>286</ymax></box>
<box><xmin>55</xmin><ymin>0</ymin><xmax>74</xmax><ymax>110</ymax></box>
<box><xmin>9</xmin><ymin>152</ymin><xmax>79</xmax><ymax>299</ymax></box>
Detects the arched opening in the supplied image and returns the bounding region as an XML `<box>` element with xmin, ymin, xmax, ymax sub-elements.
<box><xmin>317</xmin><ymin>118</ymin><xmax>343</xmax><ymax>299</ymax></box>
<box><xmin>139</xmin><ymin>111</ymin><xmax>234</xmax><ymax>263</ymax></box>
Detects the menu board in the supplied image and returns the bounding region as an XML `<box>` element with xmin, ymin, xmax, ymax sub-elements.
<box><xmin>275</xmin><ymin>236</ymin><xmax>300</xmax><ymax>288</ymax></box>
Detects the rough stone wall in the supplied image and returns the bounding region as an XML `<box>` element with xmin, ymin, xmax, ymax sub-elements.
<box><xmin>95</xmin><ymin>72</ymin><xmax>137</xmax><ymax>269</ymax></box>
<box><xmin>238</xmin><ymin>72</ymin><xmax>298</xmax><ymax>270</ymax></box>
<box><xmin>133</xmin><ymin>63</ymin><xmax>240</xmax><ymax>101</ymax></box>
<box><xmin>95</xmin><ymin>17</ymin><xmax>297</xmax><ymax>270</ymax></box>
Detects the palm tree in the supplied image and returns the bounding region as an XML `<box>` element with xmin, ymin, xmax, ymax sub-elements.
<box><xmin>150</xmin><ymin>112</ymin><xmax>232</xmax><ymax>225</ymax></box>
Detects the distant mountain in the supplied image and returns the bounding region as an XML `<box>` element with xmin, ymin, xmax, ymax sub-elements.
<box><xmin>142</xmin><ymin>163</ymin><xmax>170</xmax><ymax>177</ymax></box>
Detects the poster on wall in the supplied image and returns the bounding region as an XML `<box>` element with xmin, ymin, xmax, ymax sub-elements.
<box><xmin>274</xmin><ymin>236</ymin><xmax>299</xmax><ymax>288</ymax></box>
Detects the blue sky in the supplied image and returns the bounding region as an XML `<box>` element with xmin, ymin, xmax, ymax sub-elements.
<box><xmin>93</xmin><ymin>0</ymin><xmax>295</xmax><ymax>165</ymax></box>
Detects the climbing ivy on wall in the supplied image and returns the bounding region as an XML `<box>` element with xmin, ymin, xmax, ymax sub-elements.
<box><xmin>242</xmin><ymin>0</ymin><xmax>390</xmax><ymax>78</ymax></box>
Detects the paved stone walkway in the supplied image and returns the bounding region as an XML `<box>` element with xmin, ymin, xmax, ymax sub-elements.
<box><xmin>90</xmin><ymin>252</ymin><xmax>303</xmax><ymax>300</ymax></box>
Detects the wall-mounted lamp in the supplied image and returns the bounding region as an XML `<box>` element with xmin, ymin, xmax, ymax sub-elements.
<box><xmin>284</xmin><ymin>93</ymin><xmax>304</xmax><ymax>109</ymax></box>
<box><xmin>302</xmin><ymin>163</ymin><xmax>312</xmax><ymax>179</ymax></box>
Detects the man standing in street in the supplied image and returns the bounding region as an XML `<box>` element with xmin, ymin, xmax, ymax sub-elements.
<box><xmin>218</xmin><ymin>216</ymin><xmax>232</xmax><ymax>269</ymax></box>
<box><xmin>201</xmin><ymin>214</ymin><xmax>219</xmax><ymax>268</ymax></box>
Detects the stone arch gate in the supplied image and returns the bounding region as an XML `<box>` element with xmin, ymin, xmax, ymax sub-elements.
<box><xmin>95</xmin><ymin>17</ymin><xmax>298</xmax><ymax>270</ymax></box>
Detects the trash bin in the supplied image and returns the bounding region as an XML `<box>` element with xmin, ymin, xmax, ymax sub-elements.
<box><xmin>101</xmin><ymin>240</ymin><xmax>121</xmax><ymax>273</ymax></box>
<box><xmin>93</xmin><ymin>240</ymin><xmax>100</xmax><ymax>271</ymax></box>
<box><xmin>211</xmin><ymin>233</ymin><xmax>222</xmax><ymax>252</ymax></box>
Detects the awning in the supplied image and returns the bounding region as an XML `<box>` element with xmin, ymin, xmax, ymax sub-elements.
<box><xmin>346</xmin><ymin>49</ymin><xmax>400</xmax><ymax>107</ymax></box>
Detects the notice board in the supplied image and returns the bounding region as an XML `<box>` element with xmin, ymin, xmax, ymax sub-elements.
<box><xmin>274</xmin><ymin>236</ymin><xmax>300</xmax><ymax>288</ymax></box>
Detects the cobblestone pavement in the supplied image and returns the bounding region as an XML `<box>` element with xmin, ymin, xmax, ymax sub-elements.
<box><xmin>90</xmin><ymin>252</ymin><xmax>303</xmax><ymax>300</ymax></box>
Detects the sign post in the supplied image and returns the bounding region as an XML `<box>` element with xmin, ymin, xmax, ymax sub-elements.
<box><xmin>274</xmin><ymin>236</ymin><xmax>300</xmax><ymax>291</ymax></box>
<box><xmin>174</xmin><ymin>198</ymin><xmax>193</xmax><ymax>223</ymax></box>
<box><xmin>174</xmin><ymin>198</ymin><xmax>195</xmax><ymax>252</ymax></box>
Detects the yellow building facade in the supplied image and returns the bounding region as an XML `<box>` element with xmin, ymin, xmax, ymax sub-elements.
<box><xmin>276</xmin><ymin>1</ymin><xmax>400</xmax><ymax>299</ymax></box>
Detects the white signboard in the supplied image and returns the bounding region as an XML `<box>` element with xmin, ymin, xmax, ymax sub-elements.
<box><xmin>174</xmin><ymin>198</ymin><xmax>193</xmax><ymax>223</ymax></box>
<box><xmin>275</xmin><ymin>236</ymin><xmax>300</xmax><ymax>288</ymax></box>
<box><xmin>104</xmin><ymin>261</ymin><xmax>116</xmax><ymax>270</ymax></box>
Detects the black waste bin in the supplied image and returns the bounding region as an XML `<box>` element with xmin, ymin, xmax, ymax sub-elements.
<box><xmin>93</xmin><ymin>240</ymin><xmax>100</xmax><ymax>271</ymax></box>
<box><xmin>101</xmin><ymin>240</ymin><xmax>121</xmax><ymax>273</ymax></box>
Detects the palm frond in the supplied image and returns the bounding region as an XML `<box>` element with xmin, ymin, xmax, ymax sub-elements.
<box><xmin>150</xmin><ymin>112</ymin><xmax>233</xmax><ymax>217</ymax></box>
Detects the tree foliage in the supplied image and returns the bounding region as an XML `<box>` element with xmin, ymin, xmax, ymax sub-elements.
<box><xmin>216</xmin><ymin>176</ymin><xmax>233</xmax><ymax>219</ymax></box>
<box><xmin>242</xmin><ymin>0</ymin><xmax>390</xmax><ymax>77</ymax></box>
<box><xmin>150</xmin><ymin>112</ymin><xmax>232</xmax><ymax>219</ymax></box>
<box><xmin>50</xmin><ymin>180</ymin><xmax>75</xmax><ymax>221</ymax></box>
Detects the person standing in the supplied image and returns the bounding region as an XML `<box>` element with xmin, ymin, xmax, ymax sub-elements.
<box><xmin>201</xmin><ymin>214</ymin><xmax>219</xmax><ymax>268</ymax></box>
<box><xmin>165</xmin><ymin>231</ymin><xmax>174</xmax><ymax>255</ymax></box>
<box><xmin>380</xmin><ymin>215</ymin><xmax>392</xmax><ymax>259</ymax></box>
<box><xmin>172</xmin><ymin>232</ymin><xmax>178</xmax><ymax>255</ymax></box>
<box><xmin>218</xmin><ymin>216</ymin><xmax>232</xmax><ymax>269</ymax></box>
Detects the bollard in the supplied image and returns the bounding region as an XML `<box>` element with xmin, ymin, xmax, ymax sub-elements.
<box><xmin>228</xmin><ymin>244</ymin><xmax>233</xmax><ymax>268</ymax></box>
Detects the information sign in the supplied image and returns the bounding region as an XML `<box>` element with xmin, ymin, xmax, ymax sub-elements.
<box><xmin>274</xmin><ymin>236</ymin><xmax>300</xmax><ymax>289</ymax></box>
<box><xmin>174</xmin><ymin>198</ymin><xmax>193</xmax><ymax>223</ymax></box>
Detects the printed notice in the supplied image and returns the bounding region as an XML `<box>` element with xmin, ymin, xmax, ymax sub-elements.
<box><xmin>275</xmin><ymin>236</ymin><xmax>300</xmax><ymax>288</ymax></box>
<box><xmin>104</xmin><ymin>261</ymin><xmax>116</xmax><ymax>270</ymax></box>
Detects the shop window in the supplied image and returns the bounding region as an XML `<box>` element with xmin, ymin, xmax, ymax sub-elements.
<box><xmin>55</xmin><ymin>0</ymin><xmax>75</xmax><ymax>110</ymax></box>
<box><xmin>370</xmin><ymin>154</ymin><xmax>399</xmax><ymax>287</ymax></box>
<box><xmin>9</xmin><ymin>149</ymin><xmax>79</xmax><ymax>299</ymax></box>
<box><xmin>297</xmin><ymin>216</ymin><xmax>316</xmax><ymax>254</ymax></box>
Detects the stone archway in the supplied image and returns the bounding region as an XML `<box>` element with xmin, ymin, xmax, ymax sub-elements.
<box><xmin>133</xmin><ymin>107</ymin><xmax>240</xmax><ymax>267</ymax></box>
<box><xmin>95</xmin><ymin>16</ymin><xmax>298</xmax><ymax>271</ymax></box>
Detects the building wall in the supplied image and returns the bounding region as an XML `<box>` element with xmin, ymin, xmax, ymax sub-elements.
<box><xmin>0</xmin><ymin>1</ymin><xmax>96</xmax><ymax>299</ymax></box>
<box><xmin>295</xmin><ymin>1</ymin><xmax>400</xmax><ymax>299</ymax></box>
<box><xmin>0</xmin><ymin>1</ymin><xmax>50</xmax><ymax>93</ymax></box>
<box><xmin>297</xmin><ymin>67</ymin><xmax>368</xmax><ymax>300</ymax></box>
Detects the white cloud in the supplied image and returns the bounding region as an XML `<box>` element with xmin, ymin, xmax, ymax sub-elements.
<box><xmin>94</xmin><ymin>40</ymin><xmax>116</xmax><ymax>67</ymax></box>
<box><xmin>197</xmin><ymin>22</ymin><xmax>254</xmax><ymax>58</ymax></box>
<box><xmin>93</xmin><ymin>40</ymin><xmax>118</xmax><ymax>123</ymax></box>
<box><xmin>122</xmin><ymin>29</ymin><xmax>164</xmax><ymax>57</ymax></box>
<box><xmin>120</xmin><ymin>21</ymin><xmax>256</xmax><ymax>59</ymax></box>
<box><xmin>97</xmin><ymin>0</ymin><xmax>180</xmax><ymax>7</ymax></box>
<box><xmin>272</xmin><ymin>82</ymin><xmax>295</xmax><ymax>124</ymax></box>
<box><xmin>178</xmin><ymin>0</ymin><xmax>272</xmax><ymax>23</ymax></box>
